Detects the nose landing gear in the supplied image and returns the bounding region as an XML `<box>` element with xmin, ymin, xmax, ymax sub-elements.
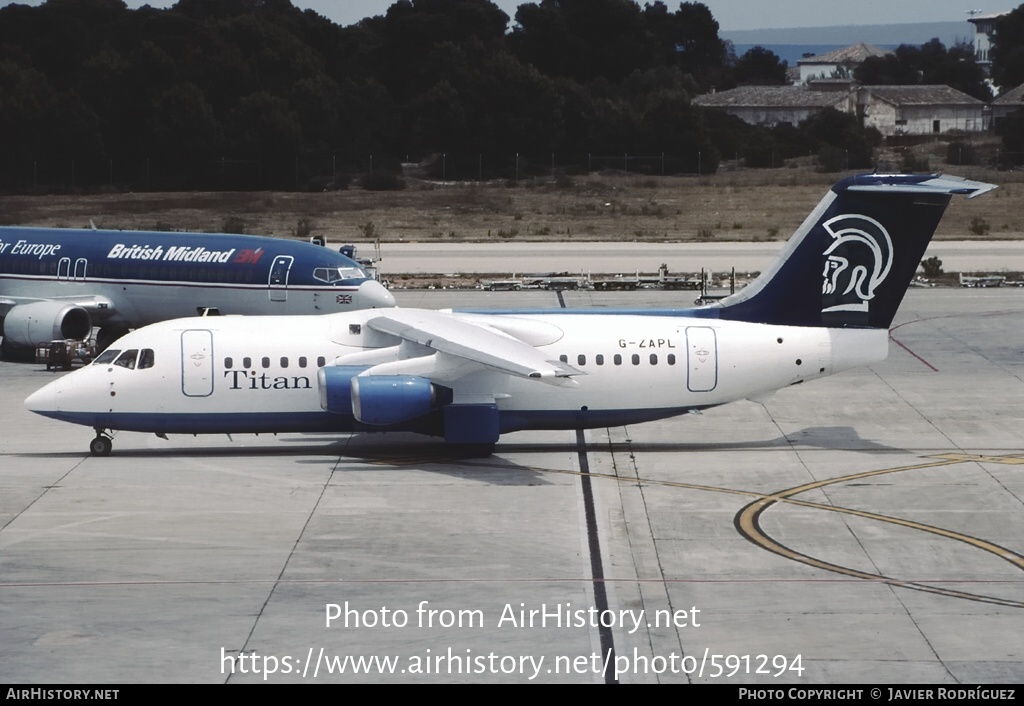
<box><xmin>90</xmin><ymin>430</ymin><xmax>113</xmax><ymax>456</ymax></box>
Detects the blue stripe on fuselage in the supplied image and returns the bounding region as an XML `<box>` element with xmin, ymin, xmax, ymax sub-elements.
<box><xmin>32</xmin><ymin>407</ymin><xmax>706</xmax><ymax>436</ymax></box>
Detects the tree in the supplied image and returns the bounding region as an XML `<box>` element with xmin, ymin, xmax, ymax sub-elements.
<box><xmin>149</xmin><ymin>83</ymin><xmax>224</xmax><ymax>160</ymax></box>
<box><xmin>511</xmin><ymin>0</ymin><xmax>654</xmax><ymax>83</ymax></box>
<box><xmin>800</xmin><ymin>108</ymin><xmax>880</xmax><ymax>170</ymax></box>
<box><xmin>995</xmin><ymin>109</ymin><xmax>1024</xmax><ymax>166</ymax></box>
<box><xmin>733</xmin><ymin>46</ymin><xmax>787</xmax><ymax>85</ymax></box>
<box><xmin>992</xmin><ymin>6</ymin><xmax>1024</xmax><ymax>90</ymax></box>
<box><xmin>226</xmin><ymin>92</ymin><xmax>302</xmax><ymax>162</ymax></box>
<box><xmin>642</xmin><ymin>1</ymin><xmax>729</xmax><ymax>90</ymax></box>
<box><xmin>855</xmin><ymin>39</ymin><xmax>990</xmax><ymax>100</ymax></box>
<box><xmin>920</xmin><ymin>256</ymin><xmax>943</xmax><ymax>278</ymax></box>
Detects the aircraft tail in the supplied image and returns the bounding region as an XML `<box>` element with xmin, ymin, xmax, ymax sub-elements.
<box><xmin>715</xmin><ymin>174</ymin><xmax>996</xmax><ymax>329</ymax></box>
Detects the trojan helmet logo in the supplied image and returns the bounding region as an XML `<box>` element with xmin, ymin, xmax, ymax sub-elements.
<box><xmin>821</xmin><ymin>214</ymin><xmax>893</xmax><ymax>314</ymax></box>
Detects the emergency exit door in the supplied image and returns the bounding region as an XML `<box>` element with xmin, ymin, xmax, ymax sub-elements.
<box><xmin>269</xmin><ymin>255</ymin><xmax>293</xmax><ymax>301</ymax></box>
<box><xmin>181</xmin><ymin>329</ymin><xmax>214</xmax><ymax>397</ymax></box>
<box><xmin>685</xmin><ymin>326</ymin><xmax>718</xmax><ymax>392</ymax></box>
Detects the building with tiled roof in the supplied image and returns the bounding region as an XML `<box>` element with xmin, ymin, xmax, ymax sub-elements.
<box><xmin>694</xmin><ymin>82</ymin><xmax>989</xmax><ymax>136</ymax></box>
<box><xmin>693</xmin><ymin>85</ymin><xmax>853</xmax><ymax>128</ymax></box>
<box><xmin>993</xmin><ymin>84</ymin><xmax>1024</xmax><ymax>125</ymax></box>
<box><xmin>797</xmin><ymin>43</ymin><xmax>892</xmax><ymax>84</ymax></box>
<box><xmin>857</xmin><ymin>85</ymin><xmax>987</xmax><ymax>135</ymax></box>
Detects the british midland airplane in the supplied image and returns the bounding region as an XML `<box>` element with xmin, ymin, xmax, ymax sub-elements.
<box><xmin>25</xmin><ymin>174</ymin><xmax>994</xmax><ymax>456</ymax></box>
<box><xmin>0</xmin><ymin>226</ymin><xmax>395</xmax><ymax>356</ymax></box>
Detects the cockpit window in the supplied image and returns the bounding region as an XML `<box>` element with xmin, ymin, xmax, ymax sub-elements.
<box><xmin>113</xmin><ymin>349</ymin><xmax>139</xmax><ymax>369</ymax></box>
<box><xmin>313</xmin><ymin>266</ymin><xmax>367</xmax><ymax>283</ymax></box>
<box><xmin>93</xmin><ymin>349</ymin><xmax>120</xmax><ymax>365</ymax></box>
<box><xmin>138</xmin><ymin>349</ymin><xmax>156</xmax><ymax>370</ymax></box>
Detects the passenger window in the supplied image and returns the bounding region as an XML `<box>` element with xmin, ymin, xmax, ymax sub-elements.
<box><xmin>631</xmin><ymin>354</ymin><xmax>640</xmax><ymax>366</ymax></box>
<box><xmin>261</xmin><ymin>357</ymin><xmax>270</xmax><ymax>369</ymax></box>
<box><xmin>559</xmin><ymin>354</ymin><xmax>568</xmax><ymax>363</ymax></box>
<box><xmin>650</xmin><ymin>354</ymin><xmax>657</xmax><ymax>365</ymax></box>
<box><xmin>614</xmin><ymin>354</ymin><xmax>622</xmax><ymax>365</ymax></box>
<box><xmin>668</xmin><ymin>354</ymin><xmax>676</xmax><ymax>365</ymax></box>
<box><xmin>577</xmin><ymin>355</ymin><xmax>586</xmax><ymax>366</ymax></box>
<box><xmin>113</xmin><ymin>349</ymin><xmax>139</xmax><ymax>369</ymax></box>
<box><xmin>298</xmin><ymin>357</ymin><xmax>307</xmax><ymax>368</ymax></box>
<box><xmin>243</xmin><ymin>357</ymin><xmax>252</xmax><ymax>368</ymax></box>
<box><xmin>225</xmin><ymin>357</ymin><xmax>233</xmax><ymax>369</ymax></box>
<box><xmin>317</xmin><ymin>356</ymin><xmax>326</xmax><ymax>367</ymax></box>
<box><xmin>93</xmin><ymin>349</ymin><xmax>120</xmax><ymax>365</ymax></box>
<box><xmin>280</xmin><ymin>357</ymin><xmax>288</xmax><ymax>368</ymax></box>
<box><xmin>596</xmin><ymin>354</ymin><xmax>604</xmax><ymax>366</ymax></box>
<box><xmin>138</xmin><ymin>349</ymin><xmax>156</xmax><ymax>369</ymax></box>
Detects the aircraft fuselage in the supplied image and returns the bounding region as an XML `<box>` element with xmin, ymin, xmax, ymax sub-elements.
<box><xmin>25</xmin><ymin>310</ymin><xmax>889</xmax><ymax>437</ymax></box>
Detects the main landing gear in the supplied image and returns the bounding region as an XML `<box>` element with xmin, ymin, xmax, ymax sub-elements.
<box><xmin>90</xmin><ymin>430</ymin><xmax>113</xmax><ymax>457</ymax></box>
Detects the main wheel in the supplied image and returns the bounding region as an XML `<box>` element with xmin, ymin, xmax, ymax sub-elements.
<box><xmin>89</xmin><ymin>436</ymin><xmax>113</xmax><ymax>457</ymax></box>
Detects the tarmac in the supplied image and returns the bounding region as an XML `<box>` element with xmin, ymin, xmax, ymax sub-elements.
<box><xmin>1</xmin><ymin>287</ymin><xmax>1022</xmax><ymax>684</ymax></box>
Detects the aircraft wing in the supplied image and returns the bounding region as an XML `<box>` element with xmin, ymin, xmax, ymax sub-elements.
<box><xmin>364</xmin><ymin>309</ymin><xmax>579</xmax><ymax>384</ymax></box>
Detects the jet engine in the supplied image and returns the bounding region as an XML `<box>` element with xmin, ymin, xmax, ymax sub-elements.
<box><xmin>318</xmin><ymin>366</ymin><xmax>445</xmax><ymax>425</ymax></box>
<box><xmin>2</xmin><ymin>301</ymin><xmax>92</xmax><ymax>347</ymax></box>
<box><xmin>317</xmin><ymin>365</ymin><xmax>368</xmax><ymax>415</ymax></box>
<box><xmin>351</xmin><ymin>375</ymin><xmax>437</xmax><ymax>426</ymax></box>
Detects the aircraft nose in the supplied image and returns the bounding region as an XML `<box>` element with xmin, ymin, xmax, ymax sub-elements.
<box><xmin>24</xmin><ymin>380</ymin><xmax>59</xmax><ymax>415</ymax></box>
<box><xmin>358</xmin><ymin>279</ymin><xmax>396</xmax><ymax>309</ymax></box>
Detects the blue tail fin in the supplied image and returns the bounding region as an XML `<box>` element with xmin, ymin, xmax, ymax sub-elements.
<box><xmin>717</xmin><ymin>174</ymin><xmax>996</xmax><ymax>328</ymax></box>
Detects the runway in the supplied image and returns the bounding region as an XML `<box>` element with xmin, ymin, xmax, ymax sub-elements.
<box><xmin>1</xmin><ymin>288</ymin><xmax>1023</xmax><ymax>683</ymax></box>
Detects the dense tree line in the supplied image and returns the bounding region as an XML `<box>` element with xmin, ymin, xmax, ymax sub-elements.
<box><xmin>993</xmin><ymin>5</ymin><xmax>1024</xmax><ymax>89</ymax></box>
<box><xmin>854</xmin><ymin>38</ymin><xmax>990</xmax><ymax>100</ymax></box>
<box><xmin>0</xmin><ymin>0</ymin><xmax>999</xmax><ymax>192</ymax></box>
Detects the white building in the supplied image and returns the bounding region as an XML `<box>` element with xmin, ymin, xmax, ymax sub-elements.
<box><xmin>967</xmin><ymin>11</ymin><xmax>1007</xmax><ymax>73</ymax></box>
<box><xmin>796</xmin><ymin>44</ymin><xmax>891</xmax><ymax>84</ymax></box>
<box><xmin>857</xmin><ymin>85</ymin><xmax>987</xmax><ymax>135</ymax></box>
<box><xmin>693</xmin><ymin>85</ymin><xmax>853</xmax><ymax>128</ymax></box>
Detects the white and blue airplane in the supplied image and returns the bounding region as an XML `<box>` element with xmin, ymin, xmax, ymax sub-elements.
<box><xmin>25</xmin><ymin>174</ymin><xmax>995</xmax><ymax>456</ymax></box>
<box><xmin>0</xmin><ymin>226</ymin><xmax>395</xmax><ymax>356</ymax></box>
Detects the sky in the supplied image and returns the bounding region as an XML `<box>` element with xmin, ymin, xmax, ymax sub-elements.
<box><xmin>1</xmin><ymin>0</ymin><xmax>1019</xmax><ymax>31</ymax></box>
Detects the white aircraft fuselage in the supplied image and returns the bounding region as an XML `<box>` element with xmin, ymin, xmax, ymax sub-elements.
<box><xmin>26</xmin><ymin>308</ymin><xmax>887</xmax><ymax>436</ymax></box>
<box><xmin>23</xmin><ymin>174</ymin><xmax>997</xmax><ymax>454</ymax></box>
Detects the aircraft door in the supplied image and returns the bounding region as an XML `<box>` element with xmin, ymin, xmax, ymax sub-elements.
<box><xmin>57</xmin><ymin>257</ymin><xmax>71</xmax><ymax>280</ymax></box>
<box><xmin>73</xmin><ymin>258</ymin><xmax>87</xmax><ymax>281</ymax></box>
<box><xmin>268</xmin><ymin>255</ymin><xmax>293</xmax><ymax>302</ymax></box>
<box><xmin>181</xmin><ymin>329</ymin><xmax>214</xmax><ymax>397</ymax></box>
<box><xmin>685</xmin><ymin>326</ymin><xmax>718</xmax><ymax>392</ymax></box>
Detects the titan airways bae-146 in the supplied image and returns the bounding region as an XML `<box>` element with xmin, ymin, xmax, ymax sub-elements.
<box><xmin>26</xmin><ymin>174</ymin><xmax>995</xmax><ymax>456</ymax></box>
<box><xmin>0</xmin><ymin>226</ymin><xmax>395</xmax><ymax>356</ymax></box>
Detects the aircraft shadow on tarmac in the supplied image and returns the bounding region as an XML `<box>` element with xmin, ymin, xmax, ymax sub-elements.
<box><xmin>12</xmin><ymin>424</ymin><xmax>902</xmax><ymax>464</ymax></box>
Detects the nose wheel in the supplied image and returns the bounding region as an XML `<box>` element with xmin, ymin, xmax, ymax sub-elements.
<box><xmin>90</xmin><ymin>432</ymin><xmax>113</xmax><ymax>457</ymax></box>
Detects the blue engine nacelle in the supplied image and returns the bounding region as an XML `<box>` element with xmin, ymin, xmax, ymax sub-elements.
<box><xmin>351</xmin><ymin>375</ymin><xmax>436</xmax><ymax>426</ymax></box>
<box><xmin>319</xmin><ymin>367</ymin><xmax>451</xmax><ymax>427</ymax></box>
<box><xmin>317</xmin><ymin>366</ymin><xmax>369</xmax><ymax>415</ymax></box>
